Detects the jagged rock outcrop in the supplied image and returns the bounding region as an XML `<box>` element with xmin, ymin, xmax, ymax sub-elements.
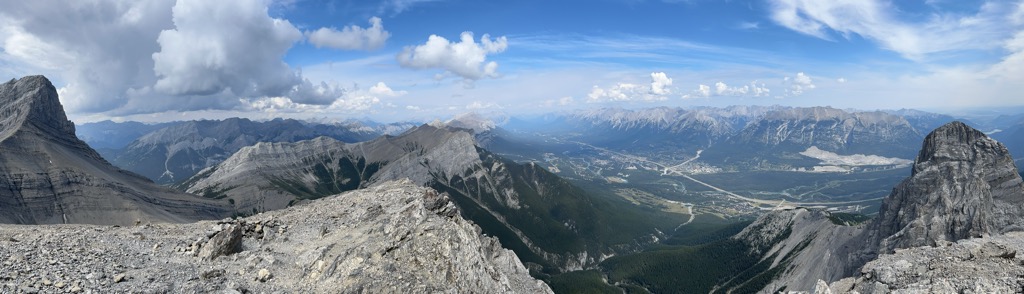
<box><xmin>733</xmin><ymin>121</ymin><xmax>1024</xmax><ymax>292</ymax></box>
<box><xmin>0</xmin><ymin>75</ymin><xmax>230</xmax><ymax>225</ymax></box>
<box><xmin>0</xmin><ymin>180</ymin><xmax>552</xmax><ymax>293</ymax></box>
<box><xmin>871</xmin><ymin>121</ymin><xmax>1024</xmax><ymax>252</ymax></box>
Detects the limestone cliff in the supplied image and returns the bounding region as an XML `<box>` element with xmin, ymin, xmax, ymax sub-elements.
<box><xmin>0</xmin><ymin>75</ymin><xmax>230</xmax><ymax>225</ymax></box>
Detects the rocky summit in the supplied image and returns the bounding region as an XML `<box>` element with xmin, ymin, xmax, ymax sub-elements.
<box><xmin>733</xmin><ymin>121</ymin><xmax>1024</xmax><ymax>292</ymax></box>
<box><xmin>871</xmin><ymin>121</ymin><xmax>1024</xmax><ymax>252</ymax></box>
<box><xmin>0</xmin><ymin>76</ymin><xmax>230</xmax><ymax>225</ymax></box>
<box><xmin>0</xmin><ymin>180</ymin><xmax>551</xmax><ymax>293</ymax></box>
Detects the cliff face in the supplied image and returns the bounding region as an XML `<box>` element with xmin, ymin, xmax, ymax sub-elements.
<box><xmin>0</xmin><ymin>75</ymin><xmax>230</xmax><ymax>225</ymax></box>
<box><xmin>0</xmin><ymin>180</ymin><xmax>552</xmax><ymax>293</ymax></box>
<box><xmin>871</xmin><ymin>121</ymin><xmax>1024</xmax><ymax>252</ymax></box>
<box><xmin>733</xmin><ymin>121</ymin><xmax>1024</xmax><ymax>292</ymax></box>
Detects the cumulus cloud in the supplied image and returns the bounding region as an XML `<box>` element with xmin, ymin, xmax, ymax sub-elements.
<box><xmin>767</xmin><ymin>0</ymin><xmax>1021</xmax><ymax>59</ymax></box>
<box><xmin>242</xmin><ymin>80</ymin><xmax>401</xmax><ymax>113</ymax></box>
<box><xmin>396</xmin><ymin>32</ymin><xmax>508</xmax><ymax>80</ymax></box>
<box><xmin>588</xmin><ymin>72</ymin><xmax>676</xmax><ymax>103</ymax></box>
<box><xmin>0</xmin><ymin>0</ymin><xmax>396</xmax><ymax>116</ymax></box>
<box><xmin>0</xmin><ymin>1</ymin><xmax>176</xmax><ymax>113</ymax></box>
<box><xmin>784</xmin><ymin>72</ymin><xmax>816</xmax><ymax>96</ymax></box>
<box><xmin>837</xmin><ymin>78</ymin><xmax>847</xmax><ymax>83</ymax></box>
<box><xmin>153</xmin><ymin>0</ymin><xmax>303</xmax><ymax>98</ymax></box>
<box><xmin>287</xmin><ymin>78</ymin><xmax>345</xmax><ymax>104</ymax></box>
<box><xmin>649</xmin><ymin>72</ymin><xmax>673</xmax><ymax>95</ymax></box>
<box><xmin>307</xmin><ymin>17</ymin><xmax>390</xmax><ymax>51</ymax></box>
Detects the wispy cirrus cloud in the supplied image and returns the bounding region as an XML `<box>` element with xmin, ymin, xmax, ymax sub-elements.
<box><xmin>768</xmin><ymin>0</ymin><xmax>1023</xmax><ymax>60</ymax></box>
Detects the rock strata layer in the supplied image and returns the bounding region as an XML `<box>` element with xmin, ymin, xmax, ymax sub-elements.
<box><xmin>0</xmin><ymin>180</ymin><xmax>551</xmax><ymax>293</ymax></box>
<box><xmin>0</xmin><ymin>75</ymin><xmax>230</xmax><ymax>225</ymax></box>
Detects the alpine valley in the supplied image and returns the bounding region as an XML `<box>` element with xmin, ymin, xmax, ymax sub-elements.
<box><xmin>5</xmin><ymin>75</ymin><xmax>1024</xmax><ymax>293</ymax></box>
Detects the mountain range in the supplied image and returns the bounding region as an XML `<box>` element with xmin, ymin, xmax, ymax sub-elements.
<box><xmin>90</xmin><ymin>118</ymin><xmax>416</xmax><ymax>184</ymax></box>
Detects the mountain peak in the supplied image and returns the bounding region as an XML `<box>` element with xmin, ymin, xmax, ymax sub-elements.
<box><xmin>915</xmin><ymin>121</ymin><xmax>994</xmax><ymax>168</ymax></box>
<box><xmin>874</xmin><ymin>120</ymin><xmax>1024</xmax><ymax>252</ymax></box>
<box><xmin>0</xmin><ymin>75</ymin><xmax>76</xmax><ymax>142</ymax></box>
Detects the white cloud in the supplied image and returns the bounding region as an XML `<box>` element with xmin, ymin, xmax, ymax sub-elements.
<box><xmin>588</xmin><ymin>72</ymin><xmax>675</xmax><ymax>102</ymax></box>
<box><xmin>368</xmin><ymin>82</ymin><xmax>407</xmax><ymax>97</ymax></box>
<box><xmin>684</xmin><ymin>80</ymin><xmax>770</xmax><ymax>98</ymax></box>
<box><xmin>837</xmin><ymin>78</ymin><xmax>847</xmax><ymax>83</ymax></box>
<box><xmin>153</xmin><ymin>0</ymin><xmax>303</xmax><ymax>98</ymax></box>
<box><xmin>649</xmin><ymin>72</ymin><xmax>673</xmax><ymax>95</ymax></box>
<box><xmin>307</xmin><ymin>17</ymin><xmax>390</xmax><ymax>51</ymax></box>
<box><xmin>714</xmin><ymin>82</ymin><xmax>747</xmax><ymax>96</ymax></box>
<box><xmin>785</xmin><ymin>72</ymin><xmax>816</xmax><ymax>96</ymax></box>
<box><xmin>396</xmin><ymin>32</ymin><xmax>508</xmax><ymax>80</ymax></box>
<box><xmin>768</xmin><ymin>0</ymin><xmax>1022</xmax><ymax>59</ymax></box>
<box><xmin>0</xmin><ymin>1</ymin><xmax>176</xmax><ymax>113</ymax></box>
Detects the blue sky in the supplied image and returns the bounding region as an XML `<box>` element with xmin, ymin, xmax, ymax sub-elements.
<box><xmin>1</xmin><ymin>0</ymin><xmax>1022</xmax><ymax>122</ymax></box>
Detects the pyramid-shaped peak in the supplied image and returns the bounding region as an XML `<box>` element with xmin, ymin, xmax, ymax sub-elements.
<box><xmin>915</xmin><ymin>121</ymin><xmax>1003</xmax><ymax>168</ymax></box>
<box><xmin>0</xmin><ymin>75</ymin><xmax>76</xmax><ymax>142</ymax></box>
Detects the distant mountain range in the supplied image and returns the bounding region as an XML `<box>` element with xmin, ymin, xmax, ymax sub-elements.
<box><xmin>502</xmin><ymin>106</ymin><xmax>959</xmax><ymax>162</ymax></box>
<box><xmin>0</xmin><ymin>76</ymin><xmax>229</xmax><ymax>225</ymax></box>
<box><xmin>81</xmin><ymin>118</ymin><xmax>416</xmax><ymax>184</ymax></box>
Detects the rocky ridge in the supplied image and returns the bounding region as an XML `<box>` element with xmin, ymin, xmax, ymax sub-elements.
<box><xmin>0</xmin><ymin>75</ymin><xmax>230</xmax><ymax>225</ymax></box>
<box><xmin>0</xmin><ymin>180</ymin><xmax>552</xmax><ymax>293</ymax></box>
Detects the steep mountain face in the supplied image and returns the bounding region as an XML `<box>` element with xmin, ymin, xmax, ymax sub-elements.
<box><xmin>0</xmin><ymin>75</ymin><xmax>230</xmax><ymax>225</ymax></box>
<box><xmin>729</xmin><ymin>121</ymin><xmax>1024</xmax><ymax>292</ymax></box>
<box><xmin>871</xmin><ymin>121</ymin><xmax>1024</xmax><ymax>252</ymax></box>
<box><xmin>0</xmin><ymin>180</ymin><xmax>552</xmax><ymax>293</ymax></box>
<box><xmin>111</xmin><ymin>118</ymin><xmax>403</xmax><ymax>184</ymax></box>
<box><xmin>182</xmin><ymin>125</ymin><xmax>678</xmax><ymax>271</ymax></box>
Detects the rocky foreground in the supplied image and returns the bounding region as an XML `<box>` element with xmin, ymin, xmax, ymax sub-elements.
<box><xmin>0</xmin><ymin>180</ymin><xmax>552</xmax><ymax>293</ymax></box>
<box><xmin>824</xmin><ymin>232</ymin><xmax>1024</xmax><ymax>293</ymax></box>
